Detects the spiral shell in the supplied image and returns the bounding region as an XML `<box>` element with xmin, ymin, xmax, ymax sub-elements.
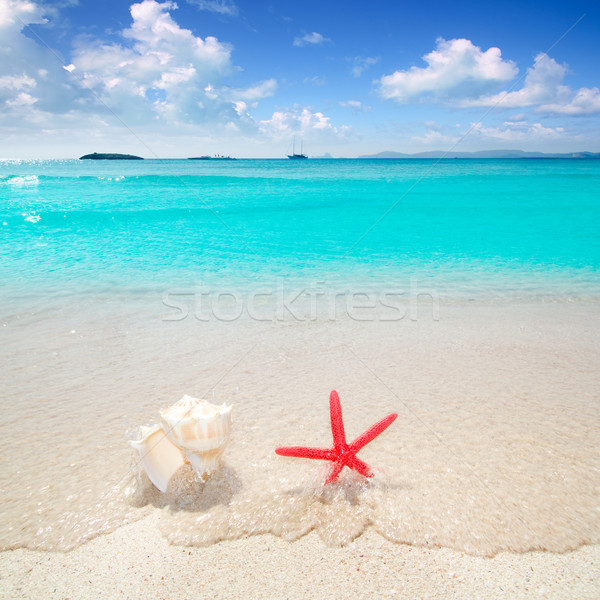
<box><xmin>129</xmin><ymin>424</ymin><xmax>185</xmax><ymax>492</ymax></box>
<box><xmin>130</xmin><ymin>395</ymin><xmax>233</xmax><ymax>491</ymax></box>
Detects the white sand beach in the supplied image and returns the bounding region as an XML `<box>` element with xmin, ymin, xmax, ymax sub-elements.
<box><xmin>1</xmin><ymin>517</ymin><xmax>599</xmax><ymax>599</ymax></box>
<box><xmin>1</xmin><ymin>296</ymin><xmax>599</xmax><ymax>598</ymax></box>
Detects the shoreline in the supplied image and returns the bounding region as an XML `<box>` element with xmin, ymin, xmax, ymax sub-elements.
<box><xmin>1</xmin><ymin>516</ymin><xmax>598</xmax><ymax>599</ymax></box>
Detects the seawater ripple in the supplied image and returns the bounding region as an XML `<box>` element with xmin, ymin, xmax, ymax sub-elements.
<box><xmin>1</xmin><ymin>158</ymin><xmax>599</xmax><ymax>299</ymax></box>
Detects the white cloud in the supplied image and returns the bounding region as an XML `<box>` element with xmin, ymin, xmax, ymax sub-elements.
<box><xmin>228</xmin><ymin>78</ymin><xmax>277</xmax><ymax>101</ymax></box>
<box><xmin>6</xmin><ymin>91</ymin><xmax>38</xmax><ymax>106</ymax></box>
<box><xmin>0</xmin><ymin>0</ymin><xmax>83</xmax><ymax>114</ymax></box>
<box><xmin>0</xmin><ymin>0</ymin><xmax>284</xmax><ymax>156</ymax></box>
<box><xmin>0</xmin><ymin>73</ymin><xmax>37</xmax><ymax>90</ymax></box>
<box><xmin>461</xmin><ymin>53</ymin><xmax>570</xmax><ymax>108</ymax></box>
<box><xmin>303</xmin><ymin>75</ymin><xmax>326</xmax><ymax>86</ymax></box>
<box><xmin>410</xmin><ymin>120</ymin><xmax>460</xmax><ymax>145</ymax></box>
<box><xmin>259</xmin><ymin>107</ymin><xmax>349</xmax><ymax>138</ymax></box>
<box><xmin>379</xmin><ymin>38</ymin><xmax>517</xmax><ymax>103</ymax></box>
<box><xmin>412</xmin><ymin>129</ymin><xmax>460</xmax><ymax>146</ymax></box>
<box><xmin>70</xmin><ymin>0</ymin><xmax>236</xmax><ymax>122</ymax></box>
<box><xmin>339</xmin><ymin>100</ymin><xmax>371</xmax><ymax>113</ymax></box>
<box><xmin>232</xmin><ymin>100</ymin><xmax>247</xmax><ymax>116</ymax></box>
<box><xmin>187</xmin><ymin>0</ymin><xmax>238</xmax><ymax>16</ymax></box>
<box><xmin>540</xmin><ymin>87</ymin><xmax>600</xmax><ymax>116</ymax></box>
<box><xmin>412</xmin><ymin>118</ymin><xmax>571</xmax><ymax>148</ymax></box>
<box><xmin>461</xmin><ymin>53</ymin><xmax>600</xmax><ymax>116</ymax></box>
<box><xmin>293</xmin><ymin>32</ymin><xmax>330</xmax><ymax>47</ymax></box>
<box><xmin>378</xmin><ymin>40</ymin><xmax>600</xmax><ymax>117</ymax></box>
<box><xmin>351</xmin><ymin>56</ymin><xmax>378</xmax><ymax>78</ymax></box>
<box><xmin>0</xmin><ymin>0</ymin><xmax>46</xmax><ymax>29</ymax></box>
<box><xmin>509</xmin><ymin>113</ymin><xmax>527</xmax><ymax>122</ymax></box>
<box><xmin>198</xmin><ymin>78</ymin><xmax>276</xmax><ymax>118</ymax></box>
<box><xmin>469</xmin><ymin>120</ymin><xmax>565</xmax><ymax>141</ymax></box>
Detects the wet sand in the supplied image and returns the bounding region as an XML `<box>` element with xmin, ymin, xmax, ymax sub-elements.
<box><xmin>1</xmin><ymin>295</ymin><xmax>599</xmax><ymax>597</ymax></box>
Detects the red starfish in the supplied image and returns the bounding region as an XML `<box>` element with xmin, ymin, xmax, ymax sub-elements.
<box><xmin>275</xmin><ymin>390</ymin><xmax>398</xmax><ymax>484</ymax></box>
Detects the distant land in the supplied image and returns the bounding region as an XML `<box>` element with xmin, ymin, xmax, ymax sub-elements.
<box><xmin>79</xmin><ymin>152</ymin><xmax>143</xmax><ymax>160</ymax></box>
<box><xmin>357</xmin><ymin>150</ymin><xmax>600</xmax><ymax>159</ymax></box>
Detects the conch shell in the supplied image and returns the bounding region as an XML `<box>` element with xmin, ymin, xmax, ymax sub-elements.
<box><xmin>160</xmin><ymin>394</ymin><xmax>233</xmax><ymax>480</ymax></box>
<box><xmin>129</xmin><ymin>395</ymin><xmax>232</xmax><ymax>492</ymax></box>
<box><xmin>129</xmin><ymin>424</ymin><xmax>185</xmax><ymax>493</ymax></box>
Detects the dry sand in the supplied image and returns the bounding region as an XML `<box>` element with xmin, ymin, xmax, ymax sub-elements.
<box><xmin>1</xmin><ymin>516</ymin><xmax>598</xmax><ymax>599</ymax></box>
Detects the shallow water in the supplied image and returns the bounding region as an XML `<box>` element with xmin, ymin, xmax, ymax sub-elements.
<box><xmin>1</xmin><ymin>297</ymin><xmax>599</xmax><ymax>555</ymax></box>
<box><xmin>1</xmin><ymin>158</ymin><xmax>599</xmax><ymax>299</ymax></box>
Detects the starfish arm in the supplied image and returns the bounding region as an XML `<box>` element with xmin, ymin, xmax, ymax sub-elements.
<box><xmin>347</xmin><ymin>454</ymin><xmax>373</xmax><ymax>478</ymax></box>
<box><xmin>329</xmin><ymin>390</ymin><xmax>347</xmax><ymax>450</ymax></box>
<box><xmin>275</xmin><ymin>446</ymin><xmax>335</xmax><ymax>460</ymax></box>
<box><xmin>349</xmin><ymin>413</ymin><xmax>398</xmax><ymax>453</ymax></box>
<box><xmin>325</xmin><ymin>460</ymin><xmax>345</xmax><ymax>484</ymax></box>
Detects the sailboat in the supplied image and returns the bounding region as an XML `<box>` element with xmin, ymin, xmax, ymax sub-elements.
<box><xmin>287</xmin><ymin>136</ymin><xmax>308</xmax><ymax>160</ymax></box>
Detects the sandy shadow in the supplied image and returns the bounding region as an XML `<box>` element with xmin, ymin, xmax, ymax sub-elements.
<box><xmin>130</xmin><ymin>462</ymin><xmax>242</xmax><ymax>512</ymax></box>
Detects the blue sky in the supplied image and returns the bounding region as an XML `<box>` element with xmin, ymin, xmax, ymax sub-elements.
<box><xmin>1</xmin><ymin>0</ymin><xmax>599</xmax><ymax>157</ymax></box>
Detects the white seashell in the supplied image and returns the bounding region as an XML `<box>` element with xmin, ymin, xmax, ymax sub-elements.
<box><xmin>129</xmin><ymin>424</ymin><xmax>185</xmax><ymax>493</ymax></box>
<box><xmin>160</xmin><ymin>395</ymin><xmax>233</xmax><ymax>480</ymax></box>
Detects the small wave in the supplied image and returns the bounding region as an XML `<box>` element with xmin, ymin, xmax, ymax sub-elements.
<box><xmin>24</xmin><ymin>214</ymin><xmax>41</xmax><ymax>223</ymax></box>
<box><xmin>2</xmin><ymin>175</ymin><xmax>39</xmax><ymax>186</ymax></box>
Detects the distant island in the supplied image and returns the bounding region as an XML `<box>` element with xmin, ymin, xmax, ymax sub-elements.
<box><xmin>188</xmin><ymin>155</ymin><xmax>236</xmax><ymax>160</ymax></box>
<box><xmin>358</xmin><ymin>150</ymin><xmax>600</xmax><ymax>159</ymax></box>
<box><xmin>79</xmin><ymin>152</ymin><xmax>143</xmax><ymax>160</ymax></box>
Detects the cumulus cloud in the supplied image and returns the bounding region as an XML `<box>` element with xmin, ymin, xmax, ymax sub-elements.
<box><xmin>0</xmin><ymin>0</ymin><xmax>288</xmax><ymax>155</ymax></box>
<box><xmin>462</xmin><ymin>53</ymin><xmax>570</xmax><ymax>108</ymax></box>
<box><xmin>197</xmin><ymin>78</ymin><xmax>276</xmax><ymax>122</ymax></box>
<box><xmin>69</xmin><ymin>0</ymin><xmax>237</xmax><ymax>123</ymax></box>
<box><xmin>378</xmin><ymin>38</ymin><xmax>517</xmax><ymax>103</ymax></box>
<box><xmin>458</xmin><ymin>53</ymin><xmax>600</xmax><ymax>116</ymax></box>
<box><xmin>187</xmin><ymin>0</ymin><xmax>239</xmax><ymax>16</ymax></box>
<box><xmin>0</xmin><ymin>0</ymin><xmax>84</xmax><ymax>115</ymax></box>
<box><xmin>378</xmin><ymin>39</ymin><xmax>600</xmax><ymax>117</ymax></box>
<box><xmin>0</xmin><ymin>0</ymin><xmax>46</xmax><ymax>29</ymax></box>
<box><xmin>293</xmin><ymin>32</ymin><xmax>330</xmax><ymax>47</ymax></box>
<box><xmin>351</xmin><ymin>56</ymin><xmax>378</xmax><ymax>77</ymax></box>
<box><xmin>6</xmin><ymin>91</ymin><xmax>38</xmax><ymax>106</ymax></box>
<box><xmin>0</xmin><ymin>73</ymin><xmax>37</xmax><ymax>90</ymax></box>
<box><xmin>259</xmin><ymin>107</ymin><xmax>349</xmax><ymax>138</ymax></box>
<box><xmin>540</xmin><ymin>87</ymin><xmax>600</xmax><ymax>115</ymax></box>
<box><xmin>0</xmin><ymin>0</ymin><xmax>243</xmax><ymax>126</ymax></box>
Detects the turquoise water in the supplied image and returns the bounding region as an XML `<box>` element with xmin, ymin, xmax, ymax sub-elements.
<box><xmin>1</xmin><ymin>158</ymin><xmax>599</xmax><ymax>301</ymax></box>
